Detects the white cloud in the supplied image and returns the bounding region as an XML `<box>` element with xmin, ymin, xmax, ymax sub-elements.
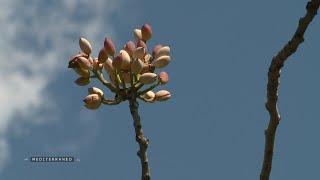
<box><xmin>0</xmin><ymin>0</ymin><xmax>126</xmax><ymax>171</ymax></box>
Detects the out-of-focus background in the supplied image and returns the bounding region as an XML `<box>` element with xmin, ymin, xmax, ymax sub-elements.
<box><xmin>0</xmin><ymin>0</ymin><xmax>319</xmax><ymax>179</ymax></box>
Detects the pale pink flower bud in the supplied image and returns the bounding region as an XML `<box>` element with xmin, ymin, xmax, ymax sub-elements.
<box><xmin>123</xmin><ymin>41</ymin><xmax>136</xmax><ymax>56</ymax></box>
<box><xmin>141</xmin><ymin>24</ymin><xmax>152</xmax><ymax>41</ymax></box>
<box><xmin>152</xmin><ymin>44</ymin><xmax>163</xmax><ymax>58</ymax></box>
<box><xmin>154</xmin><ymin>46</ymin><xmax>170</xmax><ymax>59</ymax></box>
<box><xmin>88</xmin><ymin>87</ymin><xmax>104</xmax><ymax>97</ymax></box>
<box><xmin>79</xmin><ymin>37</ymin><xmax>92</xmax><ymax>55</ymax></box>
<box><xmin>133</xmin><ymin>29</ymin><xmax>142</xmax><ymax>41</ymax></box>
<box><xmin>83</xmin><ymin>94</ymin><xmax>101</xmax><ymax>110</ymax></box>
<box><xmin>98</xmin><ymin>48</ymin><xmax>108</xmax><ymax>63</ymax></box>
<box><xmin>112</xmin><ymin>55</ymin><xmax>122</xmax><ymax>71</ymax></box>
<box><xmin>131</xmin><ymin>59</ymin><xmax>144</xmax><ymax>74</ymax></box>
<box><xmin>158</xmin><ymin>71</ymin><xmax>169</xmax><ymax>84</ymax></box>
<box><xmin>153</xmin><ymin>55</ymin><xmax>170</xmax><ymax>68</ymax></box>
<box><xmin>119</xmin><ymin>50</ymin><xmax>131</xmax><ymax>70</ymax></box>
<box><xmin>74</xmin><ymin>77</ymin><xmax>90</xmax><ymax>86</ymax></box>
<box><xmin>104</xmin><ymin>37</ymin><xmax>116</xmax><ymax>56</ymax></box>
<box><xmin>77</xmin><ymin>56</ymin><xmax>93</xmax><ymax>70</ymax></box>
<box><xmin>139</xmin><ymin>73</ymin><xmax>157</xmax><ymax>84</ymax></box>
<box><xmin>133</xmin><ymin>47</ymin><xmax>145</xmax><ymax>59</ymax></box>
<box><xmin>155</xmin><ymin>90</ymin><xmax>171</xmax><ymax>101</ymax></box>
<box><xmin>74</xmin><ymin>67</ymin><xmax>90</xmax><ymax>78</ymax></box>
<box><xmin>144</xmin><ymin>91</ymin><xmax>155</xmax><ymax>100</ymax></box>
<box><xmin>68</xmin><ymin>53</ymin><xmax>88</xmax><ymax>69</ymax></box>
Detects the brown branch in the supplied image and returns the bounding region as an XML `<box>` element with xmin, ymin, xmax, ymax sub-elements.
<box><xmin>129</xmin><ymin>93</ymin><xmax>151</xmax><ymax>180</ymax></box>
<box><xmin>260</xmin><ymin>1</ymin><xmax>320</xmax><ymax>180</ymax></box>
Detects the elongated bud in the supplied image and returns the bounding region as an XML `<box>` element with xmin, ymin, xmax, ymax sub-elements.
<box><xmin>83</xmin><ymin>94</ymin><xmax>101</xmax><ymax>110</ymax></box>
<box><xmin>103</xmin><ymin>58</ymin><xmax>114</xmax><ymax>75</ymax></box>
<box><xmin>123</xmin><ymin>41</ymin><xmax>136</xmax><ymax>56</ymax></box>
<box><xmin>119</xmin><ymin>50</ymin><xmax>131</xmax><ymax>70</ymax></box>
<box><xmin>153</xmin><ymin>55</ymin><xmax>171</xmax><ymax>68</ymax></box>
<box><xmin>112</xmin><ymin>55</ymin><xmax>122</xmax><ymax>71</ymax></box>
<box><xmin>79</xmin><ymin>37</ymin><xmax>92</xmax><ymax>55</ymax></box>
<box><xmin>88</xmin><ymin>87</ymin><xmax>104</xmax><ymax>97</ymax></box>
<box><xmin>154</xmin><ymin>46</ymin><xmax>170</xmax><ymax>59</ymax></box>
<box><xmin>144</xmin><ymin>91</ymin><xmax>155</xmax><ymax>100</ymax></box>
<box><xmin>139</xmin><ymin>73</ymin><xmax>157</xmax><ymax>84</ymax></box>
<box><xmin>131</xmin><ymin>59</ymin><xmax>144</xmax><ymax>74</ymax></box>
<box><xmin>141</xmin><ymin>24</ymin><xmax>152</xmax><ymax>41</ymax></box>
<box><xmin>133</xmin><ymin>47</ymin><xmax>145</xmax><ymax>59</ymax></box>
<box><xmin>152</xmin><ymin>44</ymin><xmax>163</xmax><ymax>58</ymax></box>
<box><xmin>158</xmin><ymin>71</ymin><xmax>169</xmax><ymax>84</ymax></box>
<box><xmin>77</xmin><ymin>56</ymin><xmax>93</xmax><ymax>70</ymax></box>
<box><xmin>155</xmin><ymin>90</ymin><xmax>171</xmax><ymax>101</ymax></box>
<box><xmin>133</xmin><ymin>29</ymin><xmax>142</xmax><ymax>41</ymax></box>
<box><xmin>75</xmin><ymin>77</ymin><xmax>90</xmax><ymax>86</ymax></box>
<box><xmin>74</xmin><ymin>67</ymin><xmax>90</xmax><ymax>78</ymax></box>
<box><xmin>68</xmin><ymin>53</ymin><xmax>88</xmax><ymax>68</ymax></box>
<box><xmin>98</xmin><ymin>48</ymin><xmax>108</xmax><ymax>63</ymax></box>
<box><xmin>104</xmin><ymin>37</ymin><xmax>116</xmax><ymax>56</ymax></box>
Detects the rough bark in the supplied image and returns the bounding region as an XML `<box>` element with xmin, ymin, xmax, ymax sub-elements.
<box><xmin>260</xmin><ymin>1</ymin><xmax>320</xmax><ymax>180</ymax></box>
<box><xmin>129</xmin><ymin>94</ymin><xmax>151</xmax><ymax>180</ymax></box>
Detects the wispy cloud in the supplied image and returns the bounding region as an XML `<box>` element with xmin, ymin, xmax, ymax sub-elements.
<box><xmin>0</xmin><ymin>0</ymin><xmax>127</xmax><ymax>170</ymax></box>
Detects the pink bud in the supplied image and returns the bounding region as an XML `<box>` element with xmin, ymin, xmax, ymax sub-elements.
<box><xmin>75</xmin><ymin>77</ymin><xmax>90</xmax><ymax>86</ymax></box>
<box><xmin>83</xmin><ymin>94</ymin><xmax>101</xmax><ymax>110</ymax></box>
<box><xmin>68</xmin><ymin>53</ymin><xmax>88</xmax><ymax>68</ymax></box>
<box><xmin>79</xmin><ymin>37</ymin><xmax>92</xmax><ymax>55</ymax></box>
<box><xmin>152</xmin><ymin>44</ymin><xmax>163</xmax><ymax>58</ymax></box>
<box><xmin>141</xmin><ymin>24</ymin><xmax>152</xmax><ymax>41</ymax></box>
<box><xmin>77</xmin><ymin>56</ymin><xmax>93</xmax><ymax>70</ymax></box>
<box><xmin>133</xmin><ymin>29</ymin><xmax>142</xmax><ymax>41</ymax></box>
<box><xmin>123</xmin><ymin>41</ymin><xmax>136</xmax><ymax>56</ymax></box>
<box><xmin>104</xmin><ymin>37</ymin><xmax>116</xmax><ymax>56</ymax></box>
<box><xmin>98</xmin><ymin>48</ymin><xmax>108</xmax><ymax>63</ymax></box>
<box><xmin>139</xmin><ymin>73</ymin><xmax>157</xmax><ymax>84</ymax></box>
<box><xmin>74</xmin><ymin>67</ymin><xmax>90</xmax><ymax>78</ymax></box>
<box><xmin>155</xmin><ymin>90</ymin><xmax>171</xmax><ymax>101</ymax></box>
<box><xmin>112</xmin><ymin>55</ymin><xmax>122</xmax><ymax>71</ymax></box>
<box><xmin>158</xmin><ymin>71</ymin><xmax>169</xmax><ymax>84</ymax></box>
<box><xmin>133</xmin><ymin>47</ymin><xmax>146</xmax><ymax>59</ymax></box>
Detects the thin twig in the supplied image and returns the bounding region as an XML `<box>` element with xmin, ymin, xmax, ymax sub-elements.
<box><xmin>101</xmin><ymin>97</ymin><xmax>123</xmax><ymax>105</ymax></box>
<box><xmin>138</xmin><ymin>81</ymin><xmax>160</xmax><ymax>96</ymax></box>
<box><xmin>129</xmin><ymin>93</ymin><xmax>151</xmax><ymax>180</ymax></box>
<box><xmin>93</xmin><ymin>70</ymin><xmax>117</xmax><ymax>93</ymax></box>
<box><xmin>260</xmin><ymin>1</ymin><xmax>320</xmax><ymax>180</ymax></box>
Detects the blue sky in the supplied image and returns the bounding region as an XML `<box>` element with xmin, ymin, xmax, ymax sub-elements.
<box><xmin>0</xmin><ymin>0</ymin><xmax>319</xmax><ymax>179</ymax></box>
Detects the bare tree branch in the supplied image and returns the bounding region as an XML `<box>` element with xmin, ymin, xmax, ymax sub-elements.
<box><xmin>129</xmin><ymin>93</ymin><xmax>151</xmax><ymax>180</ymax></box>
<box><xmin>260</xmin><ymin>1</ymin><xmax>320</xmax><ymax>180</ymax></box>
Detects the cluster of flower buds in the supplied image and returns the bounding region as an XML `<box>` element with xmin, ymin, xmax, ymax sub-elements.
<box><xmin>68</xmin><ymin>24</ymin><xmax>172</xmax><ymax>110</ymax></box>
